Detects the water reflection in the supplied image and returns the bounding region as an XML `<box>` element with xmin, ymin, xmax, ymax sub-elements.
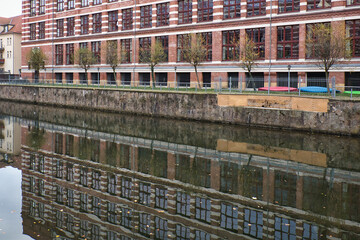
<box><xmin>0</xmin><ymin>102</ymin><xmax>359</xmax><ymax>239</ymax></box>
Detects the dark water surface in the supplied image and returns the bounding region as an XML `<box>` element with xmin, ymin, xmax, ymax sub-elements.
<box><xmin>0</xmin><ymin>101</ymin><xmax>359</xmax><ymax>240</ymax></box>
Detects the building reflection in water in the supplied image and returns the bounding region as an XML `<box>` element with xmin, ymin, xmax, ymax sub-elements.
<box><xmin>19</xmin><ymin>120</ymin><xmax>360</xmax><ymax>240</ymax></box>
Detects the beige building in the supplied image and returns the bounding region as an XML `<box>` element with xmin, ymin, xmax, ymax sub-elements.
<box><xmin>0</xmin><ymin>15</ymin><xmax>21</xmax><ymax>75</ymax></box>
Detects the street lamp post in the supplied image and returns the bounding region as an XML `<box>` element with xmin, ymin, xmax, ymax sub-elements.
<box><xmin>174</xmin><ymin>66</ymin><xmax>177</xmax><ymax>88</ymax></box>
<box><xmin>287</xmin><ymin>65</ymin><xmax>291</xmax><ymax>93</ymax></box>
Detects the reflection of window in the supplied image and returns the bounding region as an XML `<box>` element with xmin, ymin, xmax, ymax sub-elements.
<box><xmin>274</xmin><ymin>171</ymin><xmax>297</xmax><ymax>207</ymax></box>
<box><xmin>107</xmin><ymin>202</ymin><xmax>117</xmax><ymax>224</ymax></box>
<box><xmin>220</xmin><ymin>203</ymin><xmax>238</xmax><ymax>232</ymax></box>
<box><xmin>220</xmin><ymin>161</ymin><xmax>239</xmax><ymax>194</ymax></box>
<box><xmin>108</xmin><ymin>174</ymin><xmax>117</xmax><ymax>195</ymax></box>
<box><xmin>139</xmin><ymin>182</ymin><xmax>151</xmax><ymax>206</ymax></box>
<box><xmin>176</xmin><ymin>192</ymin><xmax>190</xmax><ymax>217</ymax></box>
<box><xmin>195</xmin><ymin>230</ymin><xmax>210</xmax><ymax>240</ymax></box>
<box><xmin>80</xmin><ymin>167</ymin><xmax>88</xmax><ymax>186</ymax></box>
<box><xmin>92</xmin><ymin>170</ymin><xmax>101</xmax><ymax>190</ymax></box>
<box><xmin>29</xmin><ymin>200</ymin><xmax>37</xmax><ymax>216</ymax></box>
<box><xmin>92</xmin><ymin>197</ymin><xmax>101</xmax><ymax>218</ymax></box>
<box><xmin>30</xmin><ymin>154</ymin><xmax>36</xmax><ymax>169</ymax></box>
<box><xmin>176</xmin><ymin>224</ymin><xmax>190</xmax><ymax>239</ymax></box>
<box><xmin>195</xmin><ymin>197</ymin><xmax>211</xmax><ymax>223</ymax></box>
<box><xmin>244</xmin><ymin>208</ymin><xmax>263</xmax><ymax>239</ymax></box>
<box><xmin>38</xmin><ymin>179</ymin><xmax>45</xmax><ymax>196</ymax></box>
<box><xmin>80</xmin><ymin>220</ymin><xmax>89</xmax><ymax>239</ymax></box>
<box><xmin>303</xmin><ymin>222</ymin><xmax>320</xmax><ymax>240</ymax></box>
<box><xmin>139</xmin><ymin>213</ymin><xmax>151</xmax><ymax>237</ymax></box>
<box><xmin>120</xmin><ymin>207</ymin><xmax>132</xmax><ymax>229</ymax></box>
<box><xmin>56</xmin><ymin>185</ymin><xmax>64</xmax><ymax>204</ymax></box>
<box><xmin>66</xmin><ymin>163</ymin><xmax>74</xmax><ymax>181</ymax></box>
<box><xmin>67</xmin><ymin>189</ymin><xmax>74</xmax><ymax>207</ymax></box>
<box><xmin>175</xmin><ymin>153</ymin><xmax>190</xmax><ymax>181</ymax></box>
<box><xmin>56</xmin><ymin>210</ymin><xmax>64</xmax><ymax>228</ymax></box>
<box><xmin>138</xmin><ymin>147</ymin><xmax>152</xmax><ymax>173</ymax></box>
<box><xmin>275</xmin><ymin>216</ymin><xmax>296</xmax><ymax>240</ymax></box>
<box><xmin>242</xmin><ymin>165</ymin><xmax>263</xmax><ymax>200</ymax></box>
<box><xmin>121</xmin><ymin>177</ymin><xmax>132</xmax><ymax>199</ymax></box>
<box><xmin>91</xmin><ymin>224</ymin><xmax>100</xmax><ymax>240</ymax></box>
<box><xmin>120</xmin><ymin>144</ymin><xmax>131</xmax><ymax>167</ymax></box>
<box><xmin>66</xmin><ymin>214</ymin><xmax>74</xmax><ymax>232</ymax></box>
<box><xmin>155</xmin><ymin>217</ymin><xmax>168</xmax><ymax>240</ymax></box>
<box><xmin>155</xmin><ymin>187</ymin><xmax>168</xmax><ymax>210</ymax></box>
<box><xmin>38</xmin><ymin>203</ymin><xmax>44</xmax><ymax>219</ymax></box>
<box><xmin>80</xmin><ymin>193</ymin><xmax>88</xmax><ymax>212</ymax></box>
<box><xmin>38</xmin><ymin>155</ymin><xmax>45</xmax><ymax>173</ymax></box>
<box><xmin>30</xmin><ymin>177</ymin><xmax>36</xmax><ymax>192</ymax></box>
<box><xmin>56</xmin><ymin>160</ymin><xmax>63</xmax><ymax>178</ymax></box>
<box><xmin>107</xmin><ymin>231</ymin><xmax>117</xmax><ymax>240</ymax></box>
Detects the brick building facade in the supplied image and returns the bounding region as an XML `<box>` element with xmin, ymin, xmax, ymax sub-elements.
<box><xmin>20</xmin><ymin>121</ymin><xmax>360</xmax><ymax>239</ymax></box>
<box><xmin>21</xmin><ymin>0</ymin><xmax>360</xmax><ymax>88</ymax></box>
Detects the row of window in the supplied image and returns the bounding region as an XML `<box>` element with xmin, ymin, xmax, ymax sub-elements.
<box><xmin>49</xmin><ymin>21</ymin><xmax>360</xmax><ymax>66</ymax></box>
<box><xmin>29</xmin><ymin>0</ymin><xmax>360</xmax><ymax>19</ymax></box>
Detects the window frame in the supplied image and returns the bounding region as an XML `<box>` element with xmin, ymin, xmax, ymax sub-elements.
<box><xmin>122</xmin><ymin>9</ymin><xmax>132</xmax><ymax>31</ymax></box>
<box><xmin>277</xmin><ymin>25</ymin><xmax>299</xmax><ymax>59</ymax></box>
<box><xmin>157</xmin><ymin>2</ymin><xmax>170</xmax><ymax>27</ymax></box>
<box><xmin>56</xmin><ymin>19</ymin><xmax>64</xmax><ymax>37</ymax></box>
<box><xmin>121</xmin><ymin>39</ymin><xmax>132</xmax><ymax>63</ymax></box>
<box><xmin>246</xmin><ymin>28</ymin><xmax>265</xmax><ymax>59</ymax></box>
<box><xmin>81</xmin><ymin>0</ymin><xmax>89</xmax><ymax>7</ymax></box>
<box><xmin>223</xmin><ymin>0</ymin><xmax>241</xmax><ymax>19</ymax></box>
<box><xmin>57</xmin><ymin>0</ymin><xmax>64</xmax><ymax>12</ymax></box>
<box><xmin>178</xmin><ymin>0</ymin><xmax>192</xmax><ymax>24</ymax></box>
<box><xmin>67</xmin><ymin>17</ymin><xmax>75</xmax><ymax>36</ymax></box>
<box><xmin>80</xmin><ymin>15</ymin><xmax>89</xmax><ymax>35</ymax></box>
<box><xmin>93</xmin><ymin>13</ymin><xmax>102</xmax><ymax>34</ymax></box>
<box><xmin>247</xmin><ymin>0</ymin><xmax>266</xmax><ymax>17</ymax></box>
<box><xmin>39</xmin><ymin>22</ymin><xmax>45</xmax><ymax>39</ymax></box>
<box><xmin>307</xmin><ymin>0</ymin><xmax>331</xmax><ymax>10</ymax></box>
<box><xmin>346</xmin><ymin>20</ymin><xmax>360</xmax><ymax>57</ymax></box>
<box><xmin>140</xmin><ymin>5</ymin><xmax>152</xmax><ymax>29</ymax></box>
<box><xmin>198</xmin><ymin>0</ymin><xmax>213</xmax><ymax>22</ymax></box>
<box><xmin>68</xmin><ymin>0</ymin><xmax>75</xmax><ymax>9</ymax></box>
<box><xmin>30</xmin><ymin>0</ymin><xmax>36</xmax><ymax>17</ymax></box>
<box><xmin>39</xmin><ymin>0</ymin><xmax>46</xmax><ymax>14</ymax></box>
<box><xmin>109</xmin><ymin>10</ymin><xmax>119</xmax><ymax>32</ymax></box>
<box><xmin>222</xmin><ymin>30</ymin><xmax>239</xmax><ymax>61</ymax></box>
<box><xmin>30</xmin><ymin>23</ymin><xmax>36</xmax><ymax>40</ymax></box>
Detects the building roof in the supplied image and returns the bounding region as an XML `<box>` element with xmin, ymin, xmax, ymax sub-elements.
<box><xmin>0</xmin><ymin>15</ymin><xmax>22</xmax><ymax>35</ymax></box>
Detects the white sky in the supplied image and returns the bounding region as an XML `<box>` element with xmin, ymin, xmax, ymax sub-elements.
<box><xmin>0</xmin><ymin>0</ymin><xmax>22</xmax><ymax>18</ymax></box>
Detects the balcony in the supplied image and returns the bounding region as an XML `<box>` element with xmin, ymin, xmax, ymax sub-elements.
<box><xmin>0</xmin><ymin>59</ymin><xmax>4</xmax><ymax>64</ymax></box>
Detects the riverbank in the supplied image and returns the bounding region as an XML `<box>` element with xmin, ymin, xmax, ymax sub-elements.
<box><xmin>0</xmin><ymin>85</ymin><xmax>359</xmax><ymax>136</ymax></box>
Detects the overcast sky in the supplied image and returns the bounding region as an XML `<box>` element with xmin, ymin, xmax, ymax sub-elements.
<box><xmin>0</xmin><ymin>0</ymin><xmax>22</xmax><ymax>18</ymax></box>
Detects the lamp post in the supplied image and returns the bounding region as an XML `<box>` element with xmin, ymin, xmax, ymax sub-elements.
<box><xmin>97</xmin><ymin>67</ymin><xmax>100</xmax><ymax>86</ymax></box>
<box><xmin>174</xmin><ymin>66</ymin><xmax>177</xmax><ymax>88</ymax></box>
<box><xmin>287</xmin><ymin>65</ymin><xmax>291</xmax><ymax>93</ymax></box>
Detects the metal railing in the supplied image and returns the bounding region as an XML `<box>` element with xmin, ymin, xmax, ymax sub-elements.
<box><xmin>1</xmin><ymin>76</ymin><xmax>360</xmax><ymax>99</ymax></box>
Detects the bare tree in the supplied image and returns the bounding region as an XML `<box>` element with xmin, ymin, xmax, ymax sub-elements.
<box><xmin>75</xmin><ymin>47</ymin><xmax>96</xmax><ymax>83</ymax></box>
<box><xmin>306</xmin><ymin>23</ymin><xmax>351</xmax><ymax>93</ymax></box>
<box><xmin>27</xmin><ymin>47</ymin><xmax>47</xmax><ymax>82</ymax></box>
<box><xmin>139</xmin><ymin>40</ymin><xmax>167</xmax><ymax>88</ymax></box>
<box><xmin>182</xmin><ymin>33</ymin><xmax>207</xmax><ymax>89</ymax></box>
<box><xmin>238</xmin><ymin>35</ymin><xmax>260</xmax><ymax>91</ymax></box>
<box><xmin>106</xmin><ymin>40</ymin><xmax>119</xmax><ymax>84</ymax></box>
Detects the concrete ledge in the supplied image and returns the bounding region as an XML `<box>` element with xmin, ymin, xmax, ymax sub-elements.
<box><xmin>218</xmin><ymin>95</ymin><xmax>329</xmax><ymax>113</ymax></box>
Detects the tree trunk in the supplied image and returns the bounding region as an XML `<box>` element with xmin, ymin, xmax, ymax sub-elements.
<box><xmin>85</xmin><ymin>69</ymin><xmax>88</xmax><ymax>85</ymax></box>
<box><xmin>248</xmin><ymin>71</ymin><xmax>256</xmax><ymax>91</ymax></box>
<box><xmin>34</xmin><ymin>70</ymin><xmax>39</xmax><ymax>83</ymax></box>
<box><xmin>194</xmin><ymin>65</ymin><xmax>201</xmax><ymax>89</ymax></box>
<box><xmin>151</xmin><ymin>65</ymin><xmax>156</xmax><ymax>88</ymax></box>
<box><xmin>325</xmin><ymin>69</ymin><xmax>330</xmax><ymax>94</ymax></box>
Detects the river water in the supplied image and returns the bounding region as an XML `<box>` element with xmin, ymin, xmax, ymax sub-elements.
<box><xmin>0</xmin><ymin>101</ymin><xmax>359</xmax><ymax>240</ymax></box>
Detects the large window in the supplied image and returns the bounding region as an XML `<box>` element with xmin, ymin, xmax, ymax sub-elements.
<box><xmin>244</xmin><ymin>208</ymin><xmax>263</xmax><ymax>239</ymax></box>
<box><xmin>92</xmin><ymin>170</ymin><xmax>101</xmax><ymax>190</ymax></box>
<box><xmin>277</xmin><ymin>25</ymin><xmax>299</xmax><ymax>59</ymax></box>
<box><xmin>92</xmin><ymin>197</ymin><xmax>101</xmax><ymax>218</ymax></box>
<box><xmin>39</xmin><ymin>0</ymin><xmax>46</xmax><ymax>14</ymax></box>
<box><xmin>156</xmin><ymin>36</ymin><xmax>169</xmax><ymax>62</ymax></box>
<box><xmin>200</xmin><ymin>32</ymin><xmax>212</xmax><ymax>61</ymax></box>
<box><xmin>347</xmin><ymin>0</ymin><xmax>360</xmax><ymax>5</ymax></box>
<box><xmin>222</xmin><ymin>30</ymin><xmax>239</xmax><ymax>61</ymax></box>
<box><xmin>80</xmin><ymin>167</ymin><xmax>88</xmax><ymax>186</ymax></box>
<box><xmin>57</xmin><ymin>0</ymin><xmax>64</xmax><ymax>11</ymax></box>
<box><xmin>177</xmin><ymin>34</ymin><xmax>190</xmax><ymax>62</ymax></box>
<box><xmin>120</xmin><ymin>207</ymin><xmax>132</xmax><ymax>229</ymax></box>
<box><xmin>39</xmin><ymin>22</ymin><xmax>45</xmax><ymax>39</ymax></box>
<box><xmin>139</xmin><ymin>213</ymin><xmax>151</xmax><ymax>237</ymax></box>
<box><xmin>80</xmin><ymin>193</ymin><xmax>88</xmax><ymax>212</ymax></box>
<box><xmin>140</xmin><ymin>5</ymin><xmax>152</xmax><ymax>28</ymax></box>
<box><xmin>108</xmin><ymin>173</ymin><xmax>116</xmax><ymax>195</ymax></box>
<box><xmin>247</xmin><ymin>0</ymin><xmax>266</xmax><ymax>16</ymax></box>
<box><xmin>198</xmin><ymin>0</ymin><xmax>213</xmax><ymax>22</ymax></box>
<box><xmin>122</xmin><ymin>9</ymin><xmax>132</xmax><ymax>30</ymax></box>
<box><xmin>30</xmin><ymin>23</ymin><xmax>36</xmax><ymax>40</ymax></box>
<box><xmin>80</xmin><ymin>15</ymin><xmax>89</xmax><ymax>35</ymax></box>
<box><xmin>93</xmin><ymin>13</ymin><xmax>102</xmax><ymax>33</ymax></box>
<box><xmin>121</xmin><ymin>39</ymin><xmax>132</xmax><ymax>63</ymax></box>
<box><xmin>223</xmin><ymin>0</ymin><xmax>241</xmax><ymax>19</ymax></box>
<box><xmin>275</xmin><ymin>216</ymin><xmax>296</xmax><ymax>239</ymax></box>
<box><xmin>109</xmin><ymin>11</ymin><xmax>118</xmax><ymax>32</ymax></box>
<box><xmin>55</xmin><ymin>160</ymin><xmax>63</xmax><ymax>178</ymax></box>
<box><xmin>67</xmin><ymin>17</ymin><xmax>75</xmax><ymax>36</ymax></box>
<box><xmin>67</xmin><ymin>189</ymin><xmax>74</xmax><ymax>207</ymax></box>
<box><xmin>178</xmin><ymin>0</ymin><xmax>192</xmax><ymax>24</ymax></box>
<box><xmin>56</xmin><ymin>19</ymin><xmax>64</xmax><ymax>37</ymax></box>
<box><xmin>107</xmin><ymin>202</ymin><xmax>117</xmax><ymax>224</ymax></box>
<box><xmin>121</xmin><ymin>177</ymin><xmax>132</xmax><ymax>199</ymax></box>
<box><xmin>346</xmin><ymin>20</ymin><xmax>360</xmax><ymax>57</ymax></box>
<box><xmin>307</xmin><ymin>0</ymin><xmax>331</xmax><ymax>9</ymax></box>
<box><xmin>279</xmin><ymin>0</ymin><xmax>300</xmax><ymax>13</ymax></box>
<box><xmin>139</xmin><ymin>37</ymin><xmax>151</xmax><ymax>63</ymax></box>
<box><xmin>157</xmin><ymin>3</ymin><xmax>170</xmax><ymax>26</ymax></box>
<box><xmin>176</xmin><ymin>225</ymin><xmax>190</xmax><ymax>239</ymax></box>
<box><xmin>68</xmin><ymin>0</ymin><xmax>75</xmax><ymax>9</ymax></box>
<box><xmin>55</xmin><ymin>45</ymin><xmax>63</xmax><ymax>65</ymax></box>
<box><xmin>30</xmin><ymin>0</ymin><xmax>36</xmax><ymax>16</ymax></box>
<box><xmin>93</xmin><ymin>0</ymin><xmax>102</xmax><ymax>5</ymax></box>
<box><xmin>81</xmin><ymin>0</ymin><xmax>89</xmax><ymax>7</ymax></box>
<box><xmin>246</xmin><ymin>28</ymin><xmax>265</xmax><ymax>59</ymax></box>
<box><xmin>220</xmin><ymin>203</ymin><xmax>238</xmax><ymax>232</ymax></box>
<box><xmin>66</xmin><ymin>44</ymin><xmax>74</xmax><ymax>65</ymax></box>
<box><xmin>155</xmin><ymin>217</ymin><xmax>168</xmax><ymax>240</ymax></box>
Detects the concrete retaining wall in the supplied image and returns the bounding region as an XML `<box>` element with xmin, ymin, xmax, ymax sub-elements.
<box><xmin>0</xmin><ymin>85</ymin><xmax>359</xmax><ymax>135</ymax></box>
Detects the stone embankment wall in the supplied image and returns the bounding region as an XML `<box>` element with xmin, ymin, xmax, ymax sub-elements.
<box><xmin>0</xmin><ymin>85</ymin><xmax>359</xmax><ymax>135</ymax></box>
